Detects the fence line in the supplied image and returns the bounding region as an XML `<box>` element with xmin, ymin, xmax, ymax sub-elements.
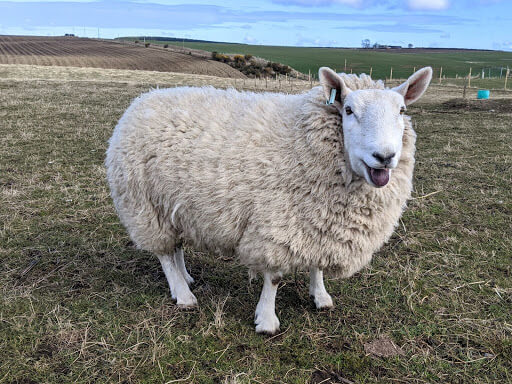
<box><xmin>227</xmin><ymin>64</ymin><xmax>511</xmax><ymax>94</ymax></box>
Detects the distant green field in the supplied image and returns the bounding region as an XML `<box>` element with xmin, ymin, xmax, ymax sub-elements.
<box><xmin>121</xmin><ymin>38</ymin><xmax>512</xmax><ymax>81</ymax></box>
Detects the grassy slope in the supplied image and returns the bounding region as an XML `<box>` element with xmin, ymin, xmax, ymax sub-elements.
<box><xmin>131</xmin><ymin>39</ymin><xmax>512</xmax><ymax>80</ymax></box>
<box><xmin>0</xmin><ymin>65</ymin><xmax>511</xmax><ymax>383</ymax></box>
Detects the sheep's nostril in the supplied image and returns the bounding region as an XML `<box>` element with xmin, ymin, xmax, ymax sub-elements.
<box><xmin>373</xmin><ymin>152</ymin><xmax>395</xmax><ymax>165</ymax></box>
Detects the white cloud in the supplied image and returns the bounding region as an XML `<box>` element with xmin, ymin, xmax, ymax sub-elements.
<box><xmin>273</xmin><ymin>0</ymin><xmax>363</xmax><ymax>7</ymax></box>
<box><xmin>407</xmin><ymin>0</ymin><xmax>449</xmax><ymax>10</ymax></box>
<box><xmin>244</xmin><ymin>35</ymin><xmax>258</xmax><ymax>44</ymax></box>
<box><xmin>492</xmin><ymin>41</ymin><xmax>512</xmax><ymax>51</ymax></box>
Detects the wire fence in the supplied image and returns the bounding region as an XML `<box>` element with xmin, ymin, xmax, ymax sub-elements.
<box><xmin>301</xmin><ymin>64</ymin><xmax>511</xmax><ymax>91</ymax></box>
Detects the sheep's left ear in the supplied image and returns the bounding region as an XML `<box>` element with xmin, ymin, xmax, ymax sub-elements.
<box><xmin>319</xmin><ymin>67</ymin><xmax>351</xmax><ymax>111</ymax></box>
<box><xmin>393</xmin><ymin>66</ymin><xmax>433</xmax><ymax>105</ymax></box>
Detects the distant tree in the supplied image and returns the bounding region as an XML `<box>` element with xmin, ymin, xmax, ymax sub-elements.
<box><xmin>408</xmin><ymin>43</ymin><xmax>414</xmax><ymax>49</ymax></box>
<box><xmin>362</xmin><ymin>39</ymin><xmax>371</xmax><ymax>49</ymax></box>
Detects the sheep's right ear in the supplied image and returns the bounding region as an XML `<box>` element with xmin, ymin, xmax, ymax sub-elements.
<box><xmin>319</xmin><ymin>67</ymin><xmax>351</xmax><ymax>111</ymax></box>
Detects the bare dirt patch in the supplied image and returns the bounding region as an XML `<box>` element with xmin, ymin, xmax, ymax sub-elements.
<box><xmin>0</xmin><ymin>35</ymin><xmax>245</xmax><ymax>78</ymax></box>
<box><xmin>364</xmin><ymin>335</ymin><xmax>405</xmax><ymax>358</ymax></box>
<box><xmin>442</xmin><ymin>98</ymin><xmax>512</xmax><ymax>114</ymax></box>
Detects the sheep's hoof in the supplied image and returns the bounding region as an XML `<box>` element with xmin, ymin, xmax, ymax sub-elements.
<box><xmin>312</xmin><ymin>293</ymin><xmax>334</xmax><ymax>310</ymax></box>
<box><xmin>255</xmin><ymin>312</ymin><xmax>280</xmax><ymax>335</ymax></box>
<box><xmin>176</xmin><ymin>293</ymin><xmax>198</xmax><ymax>309</ymax></box>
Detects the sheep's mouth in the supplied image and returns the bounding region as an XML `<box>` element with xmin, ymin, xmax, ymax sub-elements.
<box><xmin>364</xmin><ymin>163</ymin><xmax>390</xmax><ymax>187</ymax></box>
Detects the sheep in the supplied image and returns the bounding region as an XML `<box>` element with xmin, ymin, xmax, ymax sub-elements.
<box><xmin>105</xmin><ymin>66</ymin><xmax>433</xmax><ymax>334</ymax></box>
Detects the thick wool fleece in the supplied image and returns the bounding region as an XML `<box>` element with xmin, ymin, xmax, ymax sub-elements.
<box><xmin>106</xmin><ymin>76</ymin><xmax>415</xmax><ymax>277</ymax></box>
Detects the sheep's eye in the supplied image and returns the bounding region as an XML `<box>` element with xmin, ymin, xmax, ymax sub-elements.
<box><xmin>345</xmin><ymin>106</ymin><xmax>353</xmax><ymax>115</ymax></box>
<box><xmin>400</xmin><ymin>106</ymin><xmax>406</xmax><ymax>115</ymax></box>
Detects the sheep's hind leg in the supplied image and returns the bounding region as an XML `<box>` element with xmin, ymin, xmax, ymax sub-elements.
<box><xmin>309</xmin><ymin>267</ymin><xmax>333</xmax><ymax>309</ymax></box>
<box><xmin>174</xmin><ymin>247</ymin><xmax>194</xmax><ymax>285</ymax></box>
<box><xmin>255</xmin><ymin>271</ymin><xmax>282</xmax><ymax>335</ymax></box>
<box><xmin>158</xmin><ymin>251</ymin><xmax>198</xmax><ymax>308</ymax></box>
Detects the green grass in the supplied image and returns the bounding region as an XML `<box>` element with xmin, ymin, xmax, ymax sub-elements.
<box><xmin>120</xmin><ymin>37</ymin><xmax>512</xmax><ymax>80</ymax></box>
<box><xmin>1</xmin><ymin>64</ymin><xmax>511</xmax><ymax>383</ymax></box>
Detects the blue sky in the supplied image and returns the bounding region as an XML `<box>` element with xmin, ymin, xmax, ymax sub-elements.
<box><xmin>0</xmin><ymin>0</ymin><xmax>510</xmax><ymax>50</ymax></box>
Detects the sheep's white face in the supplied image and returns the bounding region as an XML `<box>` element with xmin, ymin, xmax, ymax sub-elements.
<box><xmin>319</xmin><ymin>66</ymin><xmax>433</xmax><ymax>188</ymax></box>
<box><xmin>342</xmin><ymin>89</ymin><xmax>406</xmax><ymax>187</ymax></box>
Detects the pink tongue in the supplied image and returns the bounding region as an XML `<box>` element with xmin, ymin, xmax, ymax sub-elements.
<box><xmin>370</xmin><ymin>168</ymin><xmax>390</xmax><ymax>187</ymax></box>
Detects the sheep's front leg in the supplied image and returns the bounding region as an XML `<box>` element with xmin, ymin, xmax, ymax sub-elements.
<box><xmin>255</xmin><ymin>271</ymin><xmax>282</xmax><ymax>335</ymax></box>
<box><xmin>158</xmin><ymin>251</ymin><xmax>198</xmax><ymax>308</ymax></box>
<box><xmin>309</xmin><ymin>267</ymin><xmax>333</xmax><ymax>309</ymax></box>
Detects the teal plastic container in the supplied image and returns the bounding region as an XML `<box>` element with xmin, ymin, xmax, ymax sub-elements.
<box><xmin>477</xmin><ymin>90</ymin><xmax>490</xmax><ymax>99</ymax></box>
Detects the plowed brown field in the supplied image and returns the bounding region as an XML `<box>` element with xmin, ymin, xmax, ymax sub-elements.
<box><xmin>0</xmin><ymin>35</ymin><xmax>245</xmax><ymax>78</ymax></box>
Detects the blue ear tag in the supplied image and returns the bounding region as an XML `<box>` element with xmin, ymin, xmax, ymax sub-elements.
<box><xmin>326</xmin><ymin>88</ymin><xmax>336</xmax><ymax>105</ymax></box>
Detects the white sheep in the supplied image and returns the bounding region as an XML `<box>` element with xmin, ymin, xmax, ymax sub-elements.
<box><xmin>106</xmin><ymin>67</ymin><xmax>432</xmax><ymax>334</ymax></box>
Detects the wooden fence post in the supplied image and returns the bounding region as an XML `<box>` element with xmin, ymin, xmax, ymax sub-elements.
<box><xmin>390</xmin><ymin>67</ymin><xmax>393</xmax><ymax>81</ymax></box>
<box><xmin>439</xmin><ymin>67</ymin><xmax>443</xmax><ymax>84</ymax></box>
<box><xmin>505</xmin><ymin>68</ymin><xmax>510</xmax><ymax>90</ymax></box>
<box><xmin>344</xmin><ymin>59</ymin><xmax>347</xmax><ymax>71</ymax></box>
<box><xmin>369</xmin><ymin>67</ymin><xmax>373</xmax><ymax>77</ymax></box>
<box><xmin>468</xmin><ymin>67</ymin><xmax>472</xmax><ymax>88</ymax></box>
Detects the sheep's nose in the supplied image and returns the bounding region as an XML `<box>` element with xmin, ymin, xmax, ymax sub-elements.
<box><xmin>373</xmin><ymin>152</ymin><xmax>395</xmax><ymax>165</ymax></box>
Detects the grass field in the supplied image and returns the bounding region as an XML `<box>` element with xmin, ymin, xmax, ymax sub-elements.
<box><xmin>123</xmin><ymin>38</ymin><xmax>512</xmax><ymax>81</ymax></box>
<box><xmin>1</xmin><ymin>64</ymin><xmax>511</xmax><ymax>383</ymax></box>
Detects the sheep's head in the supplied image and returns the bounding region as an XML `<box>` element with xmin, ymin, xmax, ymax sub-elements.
<box><xmin>319</xmin><ymin>66</ymin><xmax>432</xmax><ymax>188</ymax></box>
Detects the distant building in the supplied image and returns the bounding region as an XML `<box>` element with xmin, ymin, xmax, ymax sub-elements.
<box><xmin>64</xmin><ymin>33</ymin><xmax>75</xmax><ymax>37</ymax></box>
<box><xmin>372</xmin><ymin>43</ymin><xmax>401</xmax><ymax>49</ymax></box>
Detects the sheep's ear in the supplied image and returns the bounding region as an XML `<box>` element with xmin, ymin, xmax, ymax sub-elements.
<box><xmin>319</xmin><ymin>67</ymin><xmax>351</xmax><ymax>110</ymax></box>
<box><xmin>393</xmin><ymin>66</ymin><xmax>432</xmax><ymax>105</ymax></box>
